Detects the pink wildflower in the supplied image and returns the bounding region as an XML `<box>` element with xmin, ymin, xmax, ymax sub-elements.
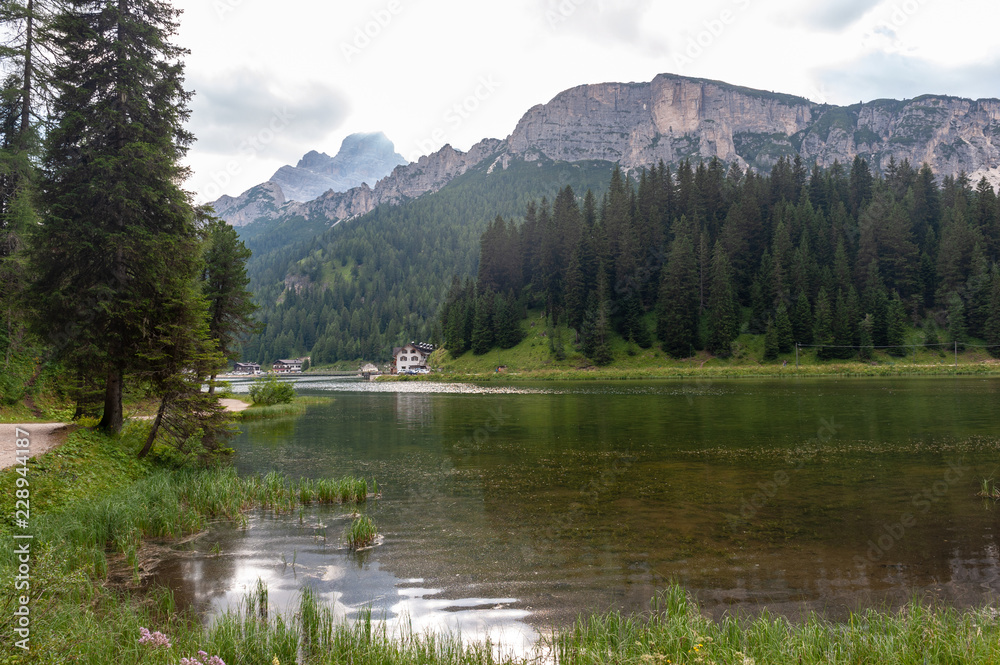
<box><xmin>178</xmin><ymin>651</ymin><xmax>226</xmax><ymax>665</ymax></box>
<box><xmin>138</xmin><ymin>627</ymin><xmax>172</xmax><ymax>649</ymax></box>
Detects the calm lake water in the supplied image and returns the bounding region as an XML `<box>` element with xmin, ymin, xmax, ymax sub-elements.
<box><xmin>154</xmin><ymin>376</ymin><xmax>1000</xmax><ymax>649</ymax></box>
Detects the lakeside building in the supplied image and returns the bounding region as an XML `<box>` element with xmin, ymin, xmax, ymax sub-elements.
<box><xmin>392</xmin><ymin>342</ymin><xmax>434</xmax><ymax>374</ymax></box>
<box><xmin>233</xmin><ymin>362</ymin><xmax>262</xmax><ymax>375</ymax></box>
<box><xmin>272</xmin><ymin>358</ymin><xmax>307</xmax><ymax>373</ymax></box>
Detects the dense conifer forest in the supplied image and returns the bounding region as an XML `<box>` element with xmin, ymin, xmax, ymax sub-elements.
<box><xmin>441</xmin><ymin>156</ymin><xmax>1000</xmax><ymax>363</ymax></box>
<box><xmin>240</xmin><ymin>159</ymin><xmax>616</xmax><ymax>364</ymax></box>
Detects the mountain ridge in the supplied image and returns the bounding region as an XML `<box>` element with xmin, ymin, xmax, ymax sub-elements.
<box><xmin>211</xmin><ymin>72</ymin><xmax>1000</xmax><ymax>229</ymax></box>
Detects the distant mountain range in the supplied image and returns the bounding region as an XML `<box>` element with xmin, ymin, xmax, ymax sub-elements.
<box><xmin>270</xmin><ymin>132</ymin><xmax>406</xmax><ymax>202</ymax></box>
<box><xmin>211</xmin><ymin>72</ymin><xmax>1000</xmax><ymax>229</ymax></box>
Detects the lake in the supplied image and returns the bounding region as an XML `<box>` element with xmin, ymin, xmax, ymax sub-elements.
<box><xmin>152</xmin><ymin>376</ymin><xmax>1000</xmax><ymax>651</ymax></box>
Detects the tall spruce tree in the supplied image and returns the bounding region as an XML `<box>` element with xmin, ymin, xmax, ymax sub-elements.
<box><xmin>947</xmin><ymin>292</ymin><xmax>967</xmax><ymax>351</ymax></box>
<box><xmin>470</xmin><ymin>292</ymin><xmax>494</xmax><ymax>355</ymax></box>
<box><xmin>656</xmin><ymin>233</ymin><xmax>699</xmax><ymax>358</ymax></box>
<box><xmin>705</xmin><ymin>241</ymin><xmax>739</xmax><ymax>356</ymax></box>
<box><xmin>202</xmin><ymin>216</ymin><xmax>258</xmax><ymax>393</ymax></box>
<box><xmin>885</xmin><ymin>291</ymin><xmax>908</xmax><ymax>357</ymax></box>
<box><xmin>32</xmin><ymin>0</ymin><xmax>201</xmax><ymax>433</ymax></box>
<box><xmin>775</xmin><ymin>301</ymin><xmax>794</xmax><ymax>354</ymax></box>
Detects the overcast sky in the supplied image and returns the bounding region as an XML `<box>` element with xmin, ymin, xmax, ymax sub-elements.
<box><xmin>172</xmin><ymin>0</ymin><xmax>1000</xmax><ymax>203</ymax></box>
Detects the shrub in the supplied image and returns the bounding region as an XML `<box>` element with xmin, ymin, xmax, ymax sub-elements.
<box><xmin>247</xmin><ymin>375</ymin><xmax>296</xmax><ymax>406</ymax></box>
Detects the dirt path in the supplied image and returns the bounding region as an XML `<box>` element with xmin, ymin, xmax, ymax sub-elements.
<box><xmin>218</xmin><ymin>398</ymin><xmax>250</xmax><ymax>413</ymax></box>
<box><xmin>1</xmin><ymin>399</ymin><xmax>249</xmax><ymax>470</ymax></box>
<box><xmin>0</xmin><ymin>423</ymin><xmax>71</xmax><ymax>470</ymax></box>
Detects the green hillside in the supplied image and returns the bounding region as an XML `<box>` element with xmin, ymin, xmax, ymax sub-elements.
<box><xmin>240</xmin><ymin>158</ymin><xmax>618</xmax><ymax>363</ymax></box>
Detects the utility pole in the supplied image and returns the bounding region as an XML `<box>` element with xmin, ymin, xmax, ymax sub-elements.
<box><xmin>955</xmin><ymin>341</ymin><xmax>958</xmax><ymax>367</ymax></box>
<box><xmin>795</xmin><ymin>343</ymin><xmax>799</xmax><ymax>368</ymax></box>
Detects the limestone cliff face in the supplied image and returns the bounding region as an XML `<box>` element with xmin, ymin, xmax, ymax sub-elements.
<box><xmin>506</xmin><ymin>74</ymin><xmax>816</xmax><ymax>168</ymax></box>
<box><xmin>506</xmin><ymin>74</ymin><xmax>1000</xmax><ymax>186</ymax></box>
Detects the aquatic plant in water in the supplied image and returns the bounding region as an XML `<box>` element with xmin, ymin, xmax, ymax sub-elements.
<box><xmin>978</xmin><ymin>478</ymin><xmax>1000</xmax><ymax>500</ymax></box>
<box><xmin>345</xmin><ymin>515</ymin><xmax>378</xmax><ymax>548</ymax></box>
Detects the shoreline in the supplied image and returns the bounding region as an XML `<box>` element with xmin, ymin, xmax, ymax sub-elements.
<box><xmin>383</xmin><ymin>361</ymin><xmax>1000</xmax><ymax>383</ymax></box>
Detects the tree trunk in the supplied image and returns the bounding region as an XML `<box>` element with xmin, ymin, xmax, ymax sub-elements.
<box><xmin>19</xmin><ymin>0</ymin><xmax>33</xmax><ymax>145</ymax></box>
<box><xmin>138</xmin><ymin>395</ymin><xmax>167</xmax><ymax>458</ymax></box>
<box><xmin>98</xmin><ymin>368</ymin><xmax>123</xmax><ymax>433</ymax></box>
<box><xmin>208</xmin><ymin>373</ymin><xmax>216</xmax><ymax>395</ymax></box>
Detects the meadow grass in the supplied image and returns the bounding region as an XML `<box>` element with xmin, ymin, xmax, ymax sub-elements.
<box><xmin>414</xmin><ymin>315</ymin><xmax>1000</xmax><ymax>382</ymax></box>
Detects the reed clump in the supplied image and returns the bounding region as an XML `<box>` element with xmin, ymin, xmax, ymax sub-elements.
<box><xmin>6</xmin><ymin>465</ymin><xmax>379</xmax><ymax>581</ymax></box>
<box><xmin>344</xmin><ymin>515</ymin><xmax>378</xmax><ymax>549</ymax></box>
<box><xmin>978</xmin><ymin>478</ymin><xmax>1000</xmax><ymax>500</ymax></box>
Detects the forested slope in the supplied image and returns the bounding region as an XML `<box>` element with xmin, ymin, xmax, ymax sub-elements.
<box><xmin>241</xmin><ymin>158</ymin><xmax>617</xmax><ymax>363</ymax></box>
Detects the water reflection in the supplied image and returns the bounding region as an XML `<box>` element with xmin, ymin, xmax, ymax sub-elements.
<box><xmin>394</xmin><ymin>393</ymin><xmax>434</xmax><ymax>428</ymax></box>
<box><xmin>150</xmin><ymin>507</ymin><xmax>538</xmax><ymax>654</ymax></box>
<box><xmin>162</xmin><ymin>377</ymin><xmax>1000</xmax><ymax>647</ymax></box>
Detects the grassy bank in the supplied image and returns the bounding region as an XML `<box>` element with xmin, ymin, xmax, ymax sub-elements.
<box><xmin>407</xmin><ymin>325</ymin><xmax>1000</xmax><ymax>381</ymax></box>
<box><xmin>235</xmin><ymin>395</ymin><xmax>333</xmax><ymax>421</ymax></box>
<box><xmin>4</xmin><ymin>428</ymin><xmax>1000</xmax><ymax>663</ymax></box>
<box><xmin>0</xmin><ymin>425</ymin><xmax>378</xmax><ymax>663</ymax></box>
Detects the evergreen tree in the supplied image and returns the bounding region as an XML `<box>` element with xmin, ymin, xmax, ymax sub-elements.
<box><xmin>984</xmin><ymin>274</ymin><xmax>1000</xmax><ymax>358</ymax></box>
<box><xmin>924</xmin><ymin>321</ymin><xmax>941</xmax><ymax>349</ymax></box>
<box><xmin>775</xmin><ymin>301</ymin><xmax>794</xmax><ymax>353</ymax></box>
<box><xmin>202</xmin><ymin>217</ymin><xmax>258</xmax><ymax>392</ymax></box>
<box><xmin>885</xmin><ymin>291</ymin><xmax>908</xmax><ymax>357</ymax></box>
<box><xmin>137</xmin><ymin>276</ymin><xmax>229</xmax><ymax>459</ymax></box>
<box><xmin>763</xmin><ymin>318</ymin><xmax>778</xmax><ymax>361</ymax></box>
<box><xmin>964</xmin><ymin>243</ymin><xmax>991</xmax><ymax>338</ymax></box>
<box><xmin>580</xmin><ymin>265</ymin><xmax>613</xmax><ymax>365</ymax></box>
<box><xmin>470</xmin><ymin>292</ymin><xmax>494</xmax><ymax>355</ymax></box>
<box><xmin>657</xmin><ymin>234</ymin><xmax>699</xmax><ymax>358</ymax></box>
<box><xmin>31</xmin><ymin>0</ymin><xmax>202</xmax><ymax>434</ymax></box>
<box><xmin>858</xmin><ymin>314</ymin><xmax>874</xmax><ymax>361</ymax></box>
<box><xmin>947</xmin><ymin>292</ymin><xmax>967</xmax><ymax>351</ymax></box>
<box><xmin>792</xmin><ymin>291</ymin><xmax>813</xmax><ymax>345</ymax></box>
<box><xmin>813</xmin><ymin>288</ymin><xmax>834</xmax><ymax>359</ymax></box>
<box><xmin>831</xmin><ymin>290</ymin><xmax>855</xmax><ymax>359</ymax></box>
<box><xmin>493</xmin><ymin>292</ymin><xmax>522</xmax><ymax>349</ymax></box>
<box><xmin>862</xmin><ymin>263</ymin><xmax>890</xmax><ymax>347</ymax></box>
<box><xmin>563</xmin><ymin>246</ymin><xmax>586</xmax><ymax>331</ymax></box>
<box><xmin>706</xmin><ymin>242</ymin><xmax>739</xmax><ymax>356</ymax></box>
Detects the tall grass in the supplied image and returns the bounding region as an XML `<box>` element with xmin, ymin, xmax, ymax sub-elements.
<box><xmin>552</xmin><ymin>585</ymin><xmax>1000</xmax><ymax>664</ymax></box>
<box><xmin>13</xmin><ymin>580</ymin><xmax>999</xmax><ymax>664</ymax></box>
<box><xmin>13</xmin><ymin>466</ymin><xmax>379</xmax><ymax>580</ymax></box>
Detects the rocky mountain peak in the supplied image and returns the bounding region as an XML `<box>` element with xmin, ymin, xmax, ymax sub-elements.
<box><xmin>270</xmin><ymin>131</ymin><xmax>407</xmax><ymax>203</ymax></box>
